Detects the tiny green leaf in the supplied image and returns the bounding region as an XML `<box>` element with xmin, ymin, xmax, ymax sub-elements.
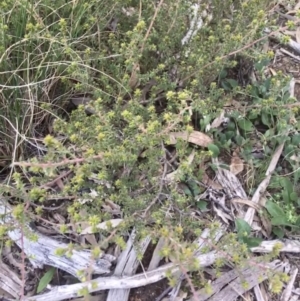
<box><xmin>292</xmin><ymin>134</ymin><xmax>300</xmax><ymax>145</ymax></box>
<box><xmin>243</xmin><ymin>237</ymin><xmax>263</xmax><ymax>248</ymax></box>
<box><xmin>254</xmin><ymin>59</ymin><xmax>270</xmax><ymax>72</ymax></box>
<box><xmin>183</xmin><ymin>187</ymin><xmax>193</xmax><ymax>196</ymax></box>
<box><xmin>237</xmin><ymin>119</ymin><xmax>253</xmax><ymax>131</ymax></box>
<box><xmin>226</xmin><ymin>79</ymin><xmax>239</xmax><ymax>89</ymax></box>
<box><xmin>280</xmin><ymin>178</ymin><xmax>293</xmax><ymax>195</ymax></box>
<box><xmin>37</xmin><ymin>267</ymin><xmax>55</xmax><ymax>293</ymax></box>
<box><xmin>197</xmin><ymin>200</ymin><xmax>208</xmax><ymax>210</ymax></box>
<box><xmin>219</xmin><ymin>69</ymin><xmax>227</xmax><ymax>79</ymax></box>
<box><xmin>290</xmin><ymin>191</ymin><xmax>298</xmax><ymax>202</ymax></box>
<box><xmin>235</xmin><ymin>218</ymin><xmax>251</xmax><ymax>237</ymax></box>
<box><xmin>261</xmin><ymin>112</ymin><xmax>271</xmax><ymax>127</ymax></box>
<box><xmin>272</xmin><ymin>227</ymin><xmax>284</xmax><ymax>239</ymax></box>
<box><xmin>282</xmin><ymin>190</ymin><xmax>290</xmax><ymax>203</ymax></box>
<box><xmin>207</xmin><ymin>144</ymin><xmax>220</xmax><ymax>158</ymax></box>
<box><xmin>295</xmin><ymin>217</ymin><xmax>300</xmax><ymax>226</ymax></box>
<box><xmin>265</xmin><ymin>200</ymin><xmax>285</xmax><ymax>218</ymax></box>
<box><xmin>270</xmin><ymin>216</ymin><xmax>293</xmax><ymax>226</ymax></box>
<box><xmin>221</xmin><ymin>81</ymin><xmax>231</xmax><ymax>91</ymax></box>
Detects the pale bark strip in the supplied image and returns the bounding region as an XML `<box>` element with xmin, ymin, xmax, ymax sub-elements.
<box><xmin>181</xmin><ymin>3</ymin><xmax>203</xmax><ymax>46</ymax></box>
<box><xmin>23</xmin><ymin>251</ymin><xmax>219</xmax><ymax>301</ymax></box>
<box><xmin>188</xmin><ymin>260</ymin><xmax>288</xmax><ymax>301</ymax></box>
<box><xmin>265</xmin><ymin>28</ymin><xmax>300</xmax><ymax>55</ymax></box>
<box><xmin>0</xmin><ymin>200</ymin><xmax>115</xmax><ymax>278</ymax></box>
<box><xmin>106</xmin><ymin>231</ymin><xmax>151</xmax><ymax>301</ymax></box>
<box><xmin>253</xmin><ymin>284</ymin><xmax>266</xmax><ymax>301</ymax></box>
<box><xmin>281</xmin><ymin>266</ymin><xmax>298</xmax><ymax>301</ymax></box>
<box><xmin>148</xmin><ymin>237</ymin><xmax>165</xmax><ymax>271</ymax></box>
<box><xmin>251</xmin><ymin>239</ymin><xmax>300</xmax><ymax>253</ymax></box>
<box><xmin>0</xmin><ymin>260</ymin><xmax>22</xmax><ymax>299</ymax></box>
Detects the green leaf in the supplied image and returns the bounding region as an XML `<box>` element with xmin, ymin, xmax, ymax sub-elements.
<box><xmin>283</xmin><ymin>144</ymin><xmax>295</xmax><ymax>157</ymax></box>
<box><xmin>183</xmin><ymin>187</ymin><xmax>193</xmax><ymax>196</ymax></box>
<box><xmin>197</xmin><ymin>200</ymin><xmax>208</xmax><ymax>210</ymax></box>
<box><xmin>226</xmin><ymin>79</ymin><xmax>239</xmax><ymax>89</ymax></box>
<box><xmin>225</xmin><ymin>131</ymin><xmax>235</xmax><ymax>140</ymax></box>
<box><xmin>272</xmin><ymin>227</ymin><xmax>284</xmax><ymax>239</ymax></box>
<box><xmin>261</xmin><ymin>112</ymin><xmax>271</xmax><ymax>127</ymax></box>
<box><xmin>263</xmin><ymin>77</ymin><xmax>271</xmax><ymax>91</ymax></box>
<box><xmin>221</xmin><ymin>80</ymin><xmax>231</xmax><ymax>91</ymax></box>
<box><xmin>264</xmin><ymin>129</ymin><xmax>274</xmax><ymax>139</ymax></box>
<box><xmin>248</xmin><ymin>110</ymin><xmax>258</xmax><ymax>120</ymax></box>
<box><xmin>235</xmin><ymin>218</ymin><xmax>251</xmax><ymax>237</ymax></box>
<box><xmin>209</xmin><ymin>163</ymin><xmax>218</xmax><ymax>171</ymax></box>
<box><xmin>186</xmin><ymin>180</ymin><xmax>201</xmax><ymax>196</ymax></box>
<box><xmin>290</xmin><ymin>191</ymin><xmax>298</xmax><ymax>202</ymax></box>
<box><xmin>37</xmin><ymin>267</ymin><xmax>55</xmax><ymax>293</ymax></box>
<box><xmin>235</xmin><ymin>135</ymin><xmax>244</xmax><ymax>146</ymax></box>
<box><xmin>219</xmin><ymin>69</ymin><xmax>227</xmax><ymax>79</ymax></box>
<box><xmin>250</xmin><ymin>86</ymin><xmax>259</xmax><ymax>98</ymax></box>
<box><xmin>295</xmin><ymin>216</ymin><xmax>300</xmax><ymax>226</ymax></box>
<box><xmin>243</xmin><ymin>237</ymin><xmax>263</xmax><ymax>248</ymax></box>
<box><xmin>282</xmin><ymin>92</ymin><xmax>290</xmax><ymax>103</ymax></box>
<box><xmin>292</xmin><ymin>134</ymin><xmax>300</xmax><ymax>145</ymax></box>
<box><xmin>254</xmin><ymin>58</ymin><xmax>270</xmax><ymax>72</ymax></box>
<box><xmin>259</xmin><ymin>84</ymin><xmax>267</xmax><ymax>95</ymax></box>
<box><xmin>207</xmin><ymin>143</ymin><xmax>220</xmax><ymax>158</ymax></box>
<box><xmin>270</xmin><ymin>216</ymin><xmax>293</xmax><ymax>226</ymax></box>
<box><xmin>227</xmin><ymin>122</ymin><xmax>236</xmax><ymax>131</ymax></box>
<box><xmin>265</xmin><ymin>200</ymin><xmax>285</xmax><ymax>218</ymax></box>
<box><xmin>218</xmin><ymin>163</ymin><xmax>230</xmax><ymax>170</ymax></box>
<box><xmin>237</xmin><ymin>119</ymin><xmax>253</xmax><ymax>131</ymax></box>
<box><xmin>280</xmin><ymin>178</ymin><xmax>293</xmax><ymax>195</ymax></box>
<box><xmin>282</xmin><ymin>189</ymin><xmax>290</xmax><ymax>203</ymax></box>
<box><xmin>200</xmin><ymin>115</ymin><xmax>212</xmax><ymax>131</ymax></box>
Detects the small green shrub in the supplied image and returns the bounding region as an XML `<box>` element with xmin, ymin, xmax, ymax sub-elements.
<box><xmin>0</xmin><ymin>0</ymin><xmax>292</xmax><ymax>296</ymax></box>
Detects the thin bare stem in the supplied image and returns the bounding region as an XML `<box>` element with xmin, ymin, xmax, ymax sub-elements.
<box><xmin>12</xmin><ymin>154</ymin><xmax>103</xmax><ymax>168</ymax></box>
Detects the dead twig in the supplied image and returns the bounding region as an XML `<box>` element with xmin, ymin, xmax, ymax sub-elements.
<box><xmin>12</xmin><ymin>154</ymin><xmax>103</xmax><ymax>168</ymax></box>
<box><xmin>0</xmin><ymin>199</ymin><xmax>115</xmax><ymax>278</ymax></box>
<box><xmin>281</xmin><ymin>266</ymin><xmax>298</xmax><ymax>301</ymax></box>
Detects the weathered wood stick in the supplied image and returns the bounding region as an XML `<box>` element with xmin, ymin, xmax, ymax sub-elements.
<box><xmin>0</xmin><ymin>200</ymin><xmax>115</xmax><ymax>279</ymax></box>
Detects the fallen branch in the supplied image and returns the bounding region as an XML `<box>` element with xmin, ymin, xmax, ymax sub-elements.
<box><xmin>281</xmin><ymin>266</ymin><xmax>298</xmax><ymax>301</ymax></box>
<box><xmin>0</xmin><ymin>260</ymin><xmax>22</xmax><ymax>299</ymax></box>
<box><xmin>23</xmin><ymin>251</ymin><xmax>219</xmax><ymax>301</ymax></box>
<box><xmin>106</xmin><ymin>230</ymin><xmax>151</xmax><ymax>301</ymax></box>
<box><xmin>188</xmin><ymin>260</ymin><xmax>289</xmax><ymax>301</ymax></box>
<box><xmin>0</xmin><ymin>199</ymin><xmax>115</xmax><ymax>279</ymax></box>
<box><xmin>266</xmin><ymin>28</ymin><xmax>300</xmax><ymax>55</ymax></box>
<box><xmin>169</xmin><ymin>227</ymin><xmax>225</xmax><ymax>301</ymax></box>
<box><xmin>251</xmin><ymin>239</ymin><xmax>300</xmax><ymax>253</ymax></box>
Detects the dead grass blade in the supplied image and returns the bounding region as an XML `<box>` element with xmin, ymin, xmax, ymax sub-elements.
<box><xmin>169</xmin><ymin>131</ymin><xmax>213</xmax><ymax>147</ymax></box>
<box><xmin>230</xmin><ymin>150</ymin><xmax>244</xmax><ymax>175</ymax></box>
<box><xmin>80</xmin><ymin>218</ymin><xmax>123</xmax><ymax>235</ymax></box>
<box><xmin>231</xmin><ymin>198</ymin><xmax>261</xmax><ymax>211</ymax></box>
<box><xmin>244</xmin><ymin>134</ymin><xmax>287</xmax><ymax>225</ymax></box>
